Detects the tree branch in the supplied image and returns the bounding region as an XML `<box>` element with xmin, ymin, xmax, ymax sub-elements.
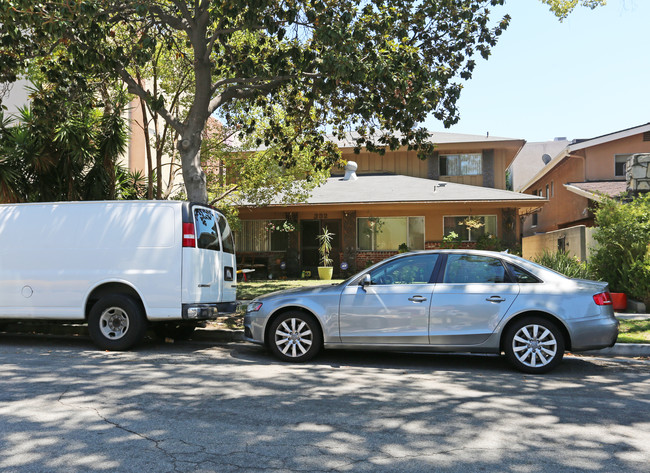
<box><xmin>116</xmin><ymin>66</ymin><xmax>185</xmax><ymax>135</ymax></box>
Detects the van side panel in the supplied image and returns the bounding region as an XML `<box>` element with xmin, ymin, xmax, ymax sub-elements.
<box><xmin>0</xmin><ymin>202</ymin><xmax>183</xmax><ymax>320</ymax></box>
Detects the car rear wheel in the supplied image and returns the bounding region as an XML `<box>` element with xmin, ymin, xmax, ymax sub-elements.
<box><xmin>268</xmin><ymin>311</ymin><xmax>322</xmax><ymax>362</ymax></box>
<box><xmin>88</xmin><ymin>294</ymin><xmax>147</xmax><ymax>351</ymax></box>
<box><xmin>504</xmin><ymin>316</ymin><xmax>565</xmax><ymax>374</ymax></box>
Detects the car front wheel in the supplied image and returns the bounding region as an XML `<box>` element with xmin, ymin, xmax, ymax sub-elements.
<box><xmin>268</xmin><ymin>311</ymin><xmax>322</xmax><ymax>362</ymax></box>
<box><xmin>504</xmin><ymin>316</ymin><xmax>565</xmax><ymax>374</ymax></box>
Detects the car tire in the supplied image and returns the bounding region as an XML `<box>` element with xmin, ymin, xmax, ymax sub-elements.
<box><xmin>268</xmin><ymin>311</ymin><xmax>322</xmax><ymax>362</ymax></box>
<box><xmin>88</xmin><ymin>294</ymin><xmax>147</xmax><ymax>351</ymax></box>
<box><xmin>504</xmin><ymin>316</ymin><xmax>565</xmax><ymax>374</ymax></box>
<box><xmin>153</xmin><ymin>323</ymin><xmax>196</xmax><ymax>341</ymax></box>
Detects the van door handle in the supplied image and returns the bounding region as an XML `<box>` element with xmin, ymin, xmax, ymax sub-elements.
<box><xmin>408</xmin><ymin>295</ymin><xmax>428</xmax><ymax>303</ymax></box>
<box><xmin>486</xmin><ymin>296</ymin><xmax>506</xmax><ymax>303</ymax></box>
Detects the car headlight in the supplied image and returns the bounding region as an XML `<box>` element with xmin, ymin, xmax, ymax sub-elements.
<box><xmin>247</xmin><ymin>302</ymin><xmax>263</xmax><ymax>313</ymax></box>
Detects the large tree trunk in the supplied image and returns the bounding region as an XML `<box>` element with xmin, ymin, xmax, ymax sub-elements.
<box><xmin>178</xmin><ymin>131</ymin><xmax>208</xmax><ymax>204</ymax></box>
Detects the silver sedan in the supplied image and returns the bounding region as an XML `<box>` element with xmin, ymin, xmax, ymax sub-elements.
<box><xmin>244</xmin><ymin>250</ymin><xmax>619</xmax><ymax>373</ymax></box>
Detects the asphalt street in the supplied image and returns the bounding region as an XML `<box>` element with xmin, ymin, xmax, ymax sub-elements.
<box><xmin>1</xmin><ymin>334</ymin><xmax>649</xmax><ymax>472</ymax></box>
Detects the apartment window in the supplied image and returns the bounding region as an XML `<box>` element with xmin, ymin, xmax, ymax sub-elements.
<box><xmin>439</xmin><ymin>154</ymin><xmax>482</xmax><ymax>176</ymax></box>
<box><xmin>532</xmin><ymin>213</ymin><xmax>538</xmax><ymax>227</ymax></box>
<box><xmin>615</xmin><ymin>154</ymin><xmax>632</xmax><ymax>177</ymax></box>
<box><xmin>443</xmin><ymin>215</ymin><xmax>497</xmax><ymax>242</ymax></box>
<box><xmin>551</xmin><ymin>181</ymin><xmax>554</xmax><ymax>197</ymax></box>
<box><xmin>357</xmin><ymin>217</ymin><xmax>425</xmax><ymax>251</ymax></box>
<box><xmin>545</xmin><ymin>184</ymin><xmax>549</xmax><ymax>198</ymax></box>
<box><xmin>236</xmin><ymin>220</ymin><xmax>289</xmax><ymax>252</ymax></box>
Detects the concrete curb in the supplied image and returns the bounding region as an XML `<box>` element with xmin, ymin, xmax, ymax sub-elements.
<box><xmin>2</xmin><ymin>318</ymin><xmax>648</xmax><ymax>358</ymax></box>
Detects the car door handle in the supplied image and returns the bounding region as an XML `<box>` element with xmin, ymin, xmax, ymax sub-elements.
<box><xmin>408</xmin><ymin>296</ymin><xmax>428</xmax><ymax>303</ymax></box>
<box><xmin>486</xmin><ymin>296</ymin><xmax>506</xmax><ymax>303</ymax></box>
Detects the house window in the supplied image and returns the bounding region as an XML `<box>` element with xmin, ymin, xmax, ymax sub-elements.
<box><xmin>532</xmin><ymin>213</ymin><xmax>538</xmax><ymax>227</ymax></box>
<box><xmin>551</xmin><ymin>181</ymin><xmax>554</xmax><ymax>197</ymax></box>
<box><xmin>236</xmin><ymin>220</ymin><xmax>289</xmax><ymax>252</ymax></box>
<box><xmin>615</xmin><ymin>154</ymin><xmax>632</xmax><ymax>177</ymax></box>
<box><xmin>357</xmin><ymin>217</ymin><xmax>425</xmax><ymax>251</ymax></box>
<box><xmin>443</xmin><ymin>215</ymin><xmax>497</xmax><ymax>242</ymax></box>
<box><xmin>439</xmin><ymin>154</ymin><xmax>482</xmax><ymax>176</ymax></box>
<box><xmin>545</xmin><ymin>184</ymin><xmax>549</xmax><ymax>198</ymax></box>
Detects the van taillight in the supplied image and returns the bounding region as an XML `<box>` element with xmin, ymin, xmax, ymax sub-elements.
<box><xmin>593</xmin><ymin>292</ymin><xmax>613</xmax><ymax>306</ymax></box>
<box><xmin>182</xmin><ymin>223</ymin><xmax>196</xmax><ymax>247</ymax></box>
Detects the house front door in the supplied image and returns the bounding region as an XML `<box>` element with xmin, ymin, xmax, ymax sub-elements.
<box><xmin>300</xmin><ymin>219</ymin><xmax>341</xmax><ymax>277</ymax></box>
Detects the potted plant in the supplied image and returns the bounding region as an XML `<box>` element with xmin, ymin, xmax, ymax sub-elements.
<box><xmin>317</xmin><ymin>226</ymin><xmax>335</xmax><ymax>280</ymax></box>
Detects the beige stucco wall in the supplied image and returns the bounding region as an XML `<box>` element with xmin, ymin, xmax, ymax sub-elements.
<box><xmin>523</xmin><ymin>225</ymin><xmax>596</xmax><ymax>262</ymax></box>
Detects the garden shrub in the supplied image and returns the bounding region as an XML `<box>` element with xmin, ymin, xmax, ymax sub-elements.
<box><xmin>533</xmin><ymin>250</ymin><xmax>594</xmax><ymax>280</ymax></box>
<box><xmin>590</xmin><ymin>193</ymin><xmax>650</xmax><ymax>305</ymax></box>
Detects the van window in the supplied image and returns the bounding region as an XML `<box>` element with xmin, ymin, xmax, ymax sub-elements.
<box><xmin>194</xmin><ymin>208</ymin><xmax>220</xmax><ymax>251</ymax></box>
<box><xmin>218</xmin><ymin>215</ymin><xmax>235</xmax><ymax>254</ymax></box>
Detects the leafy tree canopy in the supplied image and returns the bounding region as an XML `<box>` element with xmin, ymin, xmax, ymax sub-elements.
<box><xmin>539</xmin><ymin>0</ymin><xmax>606</xmax><ymax>21</ymax></box>
<box><xmin>1</xmin><ymin>1</ymin><xmax>513</xmax><ymax>203</ymax></box>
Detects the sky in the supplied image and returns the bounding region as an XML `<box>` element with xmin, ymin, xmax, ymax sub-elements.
<box><xmin>424</xmin><ymin>0</ymin><xmax>650</xmax><ymax>143</ymax></box>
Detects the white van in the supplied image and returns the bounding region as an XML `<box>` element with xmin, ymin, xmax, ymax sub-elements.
<box><xmin>0</xmin><ymin>201</ymin><xmax>237</xmax><ymax>350</ymax></box>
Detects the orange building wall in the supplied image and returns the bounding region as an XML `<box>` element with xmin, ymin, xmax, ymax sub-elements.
<box><xmin>584</xmin><ymin>134</ymin><xmax>650</xmax><ymax>181</ymax></box>
<box><xmin>239</xmin><ymin>201</ymin><xmax>512</xmax><ymax>243</ymax></box>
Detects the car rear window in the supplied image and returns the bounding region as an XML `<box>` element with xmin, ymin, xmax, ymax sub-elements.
<box><xmin>507</xmin><ymin>263</ymin><xmax>541</xmax><ymax>283</ymax></box>
<box><xmin>443</xmin><ymin>254</ymin><xmax>508</xmax><ymax>284</ymax></box>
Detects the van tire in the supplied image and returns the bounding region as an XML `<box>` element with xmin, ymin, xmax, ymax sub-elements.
<box><xmin>88</xmin><ymin>294</ymin><xmax>147</xmax><ymax>351</ymax></box>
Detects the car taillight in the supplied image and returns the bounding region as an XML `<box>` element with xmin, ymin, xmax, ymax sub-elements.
<box><xmin>593</xmin><ymin>292</ymin><xmax>613</xmax><ymax>306</ymax></box>
<box><xmin>182</xmin><ymin>222</ymin><xmax>196</xmax><ymax>247</ymax></box>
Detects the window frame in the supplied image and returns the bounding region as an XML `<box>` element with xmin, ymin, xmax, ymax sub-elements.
<box><xmin>442</xmin><ymin>214</ymin><xmax>498</xmax><ymax>242</ymax></box>
<box><xmin>614</xmin><ymin>154</ymin><xmax>632</xmax><ymax>178</ymax></box>
<box><xmin>439</xmin><ymin>153</ymin><xmax>483</xmax><ymax>176</ymax></box>
<box><xmin>235</xmin><ymin>219</ymin><xmax>289</xmax><ymax>252</ymax></box>
<box><xmin>357</xmin><ymin>216</ymin><xmax>425</xmax><ymax>251</ymax></box>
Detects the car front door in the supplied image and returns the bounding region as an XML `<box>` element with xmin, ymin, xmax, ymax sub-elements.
<box><xmin>339</xmin><ymin>254</ymin><xmax>439</xmax><ymax>344</ymax></box>
<box><xmin>429</xmin><ymin>253</ymin><xmax>519</xmax><ymax>345</ymax></box>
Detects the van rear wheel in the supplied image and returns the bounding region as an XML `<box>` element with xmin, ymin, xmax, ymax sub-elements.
<box><xmin>88</xmin><ymin>295</ymin><xmax>147</xmax><ymax>351</ymax></box>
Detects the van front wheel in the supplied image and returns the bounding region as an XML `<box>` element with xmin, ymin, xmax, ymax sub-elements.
<box><xmin>88</xmin><ymin>295</ymin><xmax>147</xmax><ymax>351</ymax></box>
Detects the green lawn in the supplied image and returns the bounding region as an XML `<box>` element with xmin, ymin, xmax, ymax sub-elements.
<box><xmin>235</xmin><ymin>280</ymin><xmax>649</xmax><ymax>344</ymax></box>
<box><xmin>617</xmin><ymin>318</ymin><xmax>650</xmax><ymax>344</ymax></box>
<box><xmin>237</xmin><ymin>279</ymin><xmax>344</xmax><ymax>301</ymax></box>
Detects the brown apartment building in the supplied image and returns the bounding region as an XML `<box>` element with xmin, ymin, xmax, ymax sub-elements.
<box><xmin>236</xmin><ymin>132</ymin><xmax>544</xmax><ymax>279</ymax></box>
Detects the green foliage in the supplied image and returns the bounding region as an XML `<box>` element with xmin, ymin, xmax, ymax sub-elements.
<box><xmin>398</xmin><ymin>243</ymin><xmax>409</xmax><ymax>253</ymax></box>
<box><xmin>533</xmin><ymin>250</ymin><xmax>594</xmax><ymax>280</ymax></box>
<box><xmin>441</xmin><ymin>231</ymin><xmax>462</xmax><ymax>249</ymax></box>
<box><xmin>0</xmin><ymin>0</ymin><xmax>514</xmax><ymax>203</ymax></box>
<box><xmin>539</xmin><ymin>0</ymin><xmax>606</xmax><ymax>21</ymax></box>
<box><xmin>0</xmin><ymin>82</ymin><xmax>128</xmax><ymax>203</ymax></box>
<box><xmin>317</xmin><ymin>226</ymin><xmax>335</xmax><ymax>267</ymax></box>
<box><xmin>475</xmin><ymin>233</ymin><xmax>504</xmax><ymax>251</ymax></box>
<box><xmin>591</xmin><ymin>194</ymin><xmax>650</xmax><ymax>305</ymax></box>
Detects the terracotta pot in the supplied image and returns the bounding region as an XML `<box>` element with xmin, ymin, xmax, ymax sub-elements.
<box><xmin>610</xmin><ymin>293</ymin><xmax>627</xmax><ymax>311</ymax></box>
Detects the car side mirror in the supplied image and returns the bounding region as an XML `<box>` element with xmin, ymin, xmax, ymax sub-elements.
<box><xmin>359</xmin><ymin>273</ymin><xmax>371</xmax><ymax>290</ymax></box>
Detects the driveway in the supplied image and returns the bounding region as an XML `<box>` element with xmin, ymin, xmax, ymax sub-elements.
<box><xmin>1</xmin><ymin>335</ymin><xmax>649</xmax><ymax>472</ymax></box>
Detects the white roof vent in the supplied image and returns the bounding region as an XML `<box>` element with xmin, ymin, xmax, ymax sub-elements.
<box><xmin>343</xmin><ymin>161</ymin><xmax>358</xmax><ymax>181</ymax></box>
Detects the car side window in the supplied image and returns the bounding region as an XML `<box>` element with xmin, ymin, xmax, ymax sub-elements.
<box><xmin>194</xmin><ymin>208</ymin><xmax>220</xmax><ymax>251</ymax></box>
<box><xmin>369</xmin><ymin>254</ymin><xmax>438</xmax><ymax>285</ymax></box>
<box><xmin>507</xmin><ymin>263</ymin><xmax>541</xmax><ymax>283</ymax></box>
<box><xmin>443</xmin><ymin>254</ymin><xmax>509</xmax><ymax>284</ymax></box>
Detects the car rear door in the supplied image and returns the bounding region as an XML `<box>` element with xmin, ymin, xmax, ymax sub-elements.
<box><xmin>429</xmin><ymin>253</ymin><xmax>519</xmax><ymax>345</ymax></box>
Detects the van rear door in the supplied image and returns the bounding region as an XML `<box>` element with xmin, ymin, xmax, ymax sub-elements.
<box><xmin>181</xmin><ymin>205</ymin><xmax>236</xmax><ymax>311</ymax></box>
